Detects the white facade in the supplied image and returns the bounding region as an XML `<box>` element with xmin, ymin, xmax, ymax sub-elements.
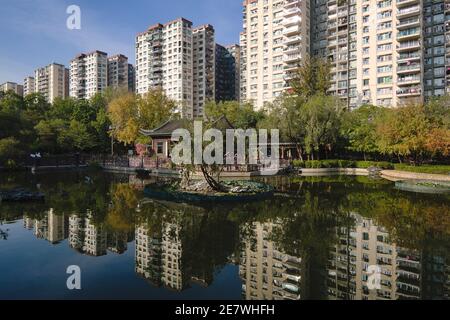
<box><xmin>34</xmin><ymin>63</ymin><xmax>69</xmax><ymax>103</ymax></box>
<box><xmin>137</xmin><ymin>18</ymin><xmax>217</xmax><ymax>119</ymax></box>
<box><xmin>23</xmin><ymin>76</ymin><xmax>35</xmax><ymax>96</ymax></box>
<box><xmin>240</xmin><ymin>0</ymin><xmax>311</xmax><ymax>109</ymax></box>
<box><xmin>70</xmin><ymin>51</ymin><xmax>108</xmax><ymax>100</ymax></box>
<box><xmin>0</xmin><ymin>82</ymin><xmax>23</xmax><ymax>96</ymax></box>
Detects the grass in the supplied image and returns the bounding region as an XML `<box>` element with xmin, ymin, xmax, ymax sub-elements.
<box><xmin>393</xmin><ymin>164</ymin><xmax>450</xmax><ymax>175</ymax></box>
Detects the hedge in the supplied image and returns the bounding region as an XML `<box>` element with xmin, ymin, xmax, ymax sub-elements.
<box><xmin>292</xmin><ymin>160</ymin><xmax>394</xmax><ymax>170</ymax></box>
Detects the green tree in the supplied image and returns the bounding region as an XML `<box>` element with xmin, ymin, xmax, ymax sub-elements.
<box><xmin>289</xmin><ymin>56</ymin><xmax>331</xmax><ymax>99</ymax></box>
<box><xmin>34</xmin><ymin>119</ymin><xmax>67</xmax><ymax>153</ymax></box>
<box><xmin>258</xmin><ymin>95</ymin><xmax>306</xmax><ymax>159</ymax></box>
<box><xmin>23</xmin><ymin>93</ymin><xmax>51</xmax><ymax>124</ymax></box>
<box><xmin>341</xmin><ymin>105</ymin><xmax>384</xmax><ymax>160</ymax></box>
<box><xmin>205</xmin><ymin>100</ymin><xmax>264</xmax><ymax>129</ymax></box>
<box><xmin>58</xmin><ymin>120</ymin><xmax>96</xmax><ymax>151</ymax></box>
<box><xmin>300</xmin><ymin>95</ymin><xmax>344</xmax><ymax>160</ymax></box>
<box><xmin>0</xmin><ymin>137</ymin><xmax>22</xmax><ymax>162</ymax></box>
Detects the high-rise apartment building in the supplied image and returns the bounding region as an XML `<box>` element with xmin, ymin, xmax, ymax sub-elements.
<box><xmin>0</xmin><ymin>82</ymin><xmax>23</xmax><ymax>96</ymax></box>
<box><xmin>23</xmin><ymin>76</ymin><xmax>35</xmax><ymax>96</ymax></box>
<box><xmin>136</xmin><ymin>18</ymin><xmax>195</xmax><ymax>118</ymax></box>
<box><xmin>107</xmin><ymin>54</ymin><xmax>129</xmax><ymax>89</ymax></box>
<box><xmin>242</xmin><ymin>0</ymin><xmax>450</xmax><ymax>109</ymax></box>
<box><xmin>128</xmin><ymin>63</ymin><xmax>136</xmax><ymax>92</ymax></box>
<box><xmin>193</xmin><ymin>24</ymin><xmax>215</xmax><ymax>117</ymax></box>
<box><xmin>240</xmin><ymin>0</ymin><xmax>311</xmax><ymax>110</ymax></box>
<box><xmin>34</xmin><ymin>63</ymin><xmax>69</xmax><ymax>103</ymax></box>
<box><xmin>446</xmin><ymin>0</ymin><xmax>450</xmax><ymax>94</ymax></box>
<box><xmin>70</xmin><ymin>51</ymin><xmax>108</xmax><ymax>100</ymax></box>
<box><xmin>215</xmin><ymin>44</ymin><xmax>241</xmax><ymax>102</ymax></box>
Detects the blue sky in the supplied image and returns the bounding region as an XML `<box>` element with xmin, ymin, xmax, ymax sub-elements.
<box><xmin>0</xmin><ymin>0</ymin><xmax>243</xmax><ymax>83</ymax></box>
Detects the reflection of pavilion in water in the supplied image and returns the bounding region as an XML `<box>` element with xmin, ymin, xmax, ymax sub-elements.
<box><xmin>329</xmin><ymin>214</ymin><xmax>449</xmax><ymax>300</ymax></box>
<box><xmin>240</xmin><ymin>217</ymin><xmax>450</xmax><ymax>300</ymax></box>
<box><xmin>239</xmin><ymin>222</ymin><xmax>302</xmax><ymax>300</ymax></box>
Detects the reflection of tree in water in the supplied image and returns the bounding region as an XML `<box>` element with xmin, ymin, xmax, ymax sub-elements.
<box><xmin>3</xmin><ymin>171</ymin><xmax>450</xmax><ymax>299</ymax></box>
<box><xmin>233</xmin><ymin>177</ymin><xmax>450</xmax><ymax>300</ymax></box>
<box><xmin>135</xmin><ymin>200</ymin><xmax>239</xmax><ymax>291</ymax></box>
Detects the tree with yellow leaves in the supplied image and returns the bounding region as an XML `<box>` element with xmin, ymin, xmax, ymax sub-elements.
<box><xmin>107</xmin><ymin>89</ymin><xmax>177</xmax><ymax>146</ymax></box>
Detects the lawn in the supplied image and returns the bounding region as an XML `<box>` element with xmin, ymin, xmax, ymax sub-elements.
<box><xmin>393</xmin><ymin>164</ymin><xmax>450</xmax><ymax>175</ymax></box>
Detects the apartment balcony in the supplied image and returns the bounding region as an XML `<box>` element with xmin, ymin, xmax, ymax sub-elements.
<box><xmin>283</xmin><ymin>16</ymin><xmax>301</xmax><ymax>27</ymax></box>
<box><xmin>398</xmin><ymin>75</ymin><xmax>421</xmax><ymax>85</ymax></box>
<box><xmin>396</xmin><ymin>0</ymin><xmax>419</xmax><ymax>8</ymax></box>
<box><xmin>397</xmin><ymin>28</ymin><xmax>420</xmax><ymax>40</ymax></box>
<box><xmin>284</xmin><ymin>26</ymin><xmax>300</xmax><ymax>36</ymax></box>
<box><xmin>284</xmin><ymin>35</ymin><xmax>302</xmax><ymax>45</ymax></box>
<box><xmin>397</xmin><ymin>6</ymin><xmax>420</xmax><ymax>18</ymax></box>
<box><xmin>284</xmin><ymin>45</ymin><xmax>301</xmax><ymax>55</ymax></box>
<box><xmin>397</xmin><ymin>17</ymin><xmax>420</xmax><ymax>29</ymax></box>
<box><xmin>398</xmin><ymin>51</ymin><xmax>421</xmax><ymax>62</ymax></box>
<box><xmin>283</xmin><ymin>7</ymin><xmax>301</xmax><ymax>17</ymax></box>
<box><xmin>397</xmin><ymin>41</ymin><xmax>420</xmax><ymax>52</ymax></box>
<box><xmin>397</xmin><ymin>86</ymin><xmax>421</xmax><ymax>97</ymax></box>
<box><xmin>397</xmin><ymin>63</ymin><xmax>421</xmax><ymax>74</ymax></box>
<box><xmin>284</xmin><ymin>53</ymin><xmax>302</xmax><ymax>63</ymax></box>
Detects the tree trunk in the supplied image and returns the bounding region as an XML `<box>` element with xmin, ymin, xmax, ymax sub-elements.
<box><xmin>200</xmin><ymin>165</ymin><xmax>225</xmax><ymax>192</ymax></box>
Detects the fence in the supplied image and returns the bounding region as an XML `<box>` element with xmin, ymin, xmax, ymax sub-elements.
<box><xmin>11</xmin><ymin>154</ymin><xmax>291</xmax><ymax>172</ymax></box>
<box><xmin>13</xmin><ymin>154</ymin><xmax>90</xmax><ymax>168</ymax></box>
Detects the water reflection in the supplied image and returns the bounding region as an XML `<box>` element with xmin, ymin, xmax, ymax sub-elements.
<box><xmin>1</xmin><ymin>172</ymin><xmax>449</xmax><ymax>300</ymax></box>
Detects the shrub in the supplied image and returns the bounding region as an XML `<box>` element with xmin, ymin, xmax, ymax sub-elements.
<box><xmin>355</xmin><ymin>161</ymin><xmax>394</xmax><ymax>169</ymax></box>
<box><xmin>292</xmin><ymin>159</ymin><xmax>356</xmax><ymax>168</ymax></box>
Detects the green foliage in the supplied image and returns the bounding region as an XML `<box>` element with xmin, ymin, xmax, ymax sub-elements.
<box><xmin>354</xmin><ymin>161</ymin><xmax>394</xmax><ymax>169</ymax></box>
<box><xmin>205</xmin><ymin>100</ymin><xmax>264</xmax><ymax>129</ymax></box>
<box><xmin>292</xmin><ymin>159</ymin><xmax>394</xmax><ymax>169</ymax></box>
<box><xmin>288</xmin><ymin>56</ymin><xmax>331</xmax><ymax>99</ymax></box>
<box><xmin>341</xmin><ymin>105</ymin><xmax>384</xmax><ymax>158</ymax></box>
<box><xmin>0</xmin><ymin>137</ymin><xmax>23</xmax><ymax>162</ymax></box>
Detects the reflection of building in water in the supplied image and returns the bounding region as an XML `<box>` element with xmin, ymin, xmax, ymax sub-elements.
<box><xmin>23</xmin><ymin>217</ymin><xmax>34</xmax><ymax>230</ymax></box>
<box><xmin>328</xmin><ymin>214</ymin><xmax>448</xmax><ymax>300</ymax></box>
<box><xmin>69</xmin><ymin>212</ymin><xmax>107</xmax><ymax>256</ymax></box>
<box><xmin>136</xmin><ymin>224</ymin><xmax>163</xmax><ymax>286</ymax></box>
<box><xmin>239</xmin><ymin>222</ymin><xmax>302</xmax><ymax>300</ymax></box>
<box><xmin>136</xmin><ymin>221</ymin><xmax>188</xmax><ymax>291</ymax></box>
<box><xmin>28</xmin><ymin>209</ymin><xmax>68</xmax><ymax>244</ymax></box>
<box><xmin>107</xmin><ymin>232</ymin><xmax>133</xmax><ymax>254</ymax></box>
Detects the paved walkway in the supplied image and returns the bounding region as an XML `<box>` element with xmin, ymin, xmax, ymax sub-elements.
<box><xmin>381</xmin><ymin>170</ymin><xmax>450</xmax><ymax>182</ymax></box>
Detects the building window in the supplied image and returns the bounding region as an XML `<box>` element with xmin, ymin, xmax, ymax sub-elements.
<box><xmin>157</xmin><ymin>142</ymin><xmax>164</xmax><ymax>154</ymax></box>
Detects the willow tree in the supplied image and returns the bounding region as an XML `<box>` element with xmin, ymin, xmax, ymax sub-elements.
<box><xmin>289</xmin><ymin>56</ymin><xmax>331</xmax><ymax>99</ymax></box>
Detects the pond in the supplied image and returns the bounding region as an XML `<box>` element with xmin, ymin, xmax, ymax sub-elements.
<box><xmin>0</xmin><ymin>170</ymin><xmax>449</xmax><ymax>300</ymax></box>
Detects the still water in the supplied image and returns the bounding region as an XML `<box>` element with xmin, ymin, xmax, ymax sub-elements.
<box><xmin>0</xmin><ymin>171</ymin><xmax>449</xmax><ymax>300</ymax></box>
